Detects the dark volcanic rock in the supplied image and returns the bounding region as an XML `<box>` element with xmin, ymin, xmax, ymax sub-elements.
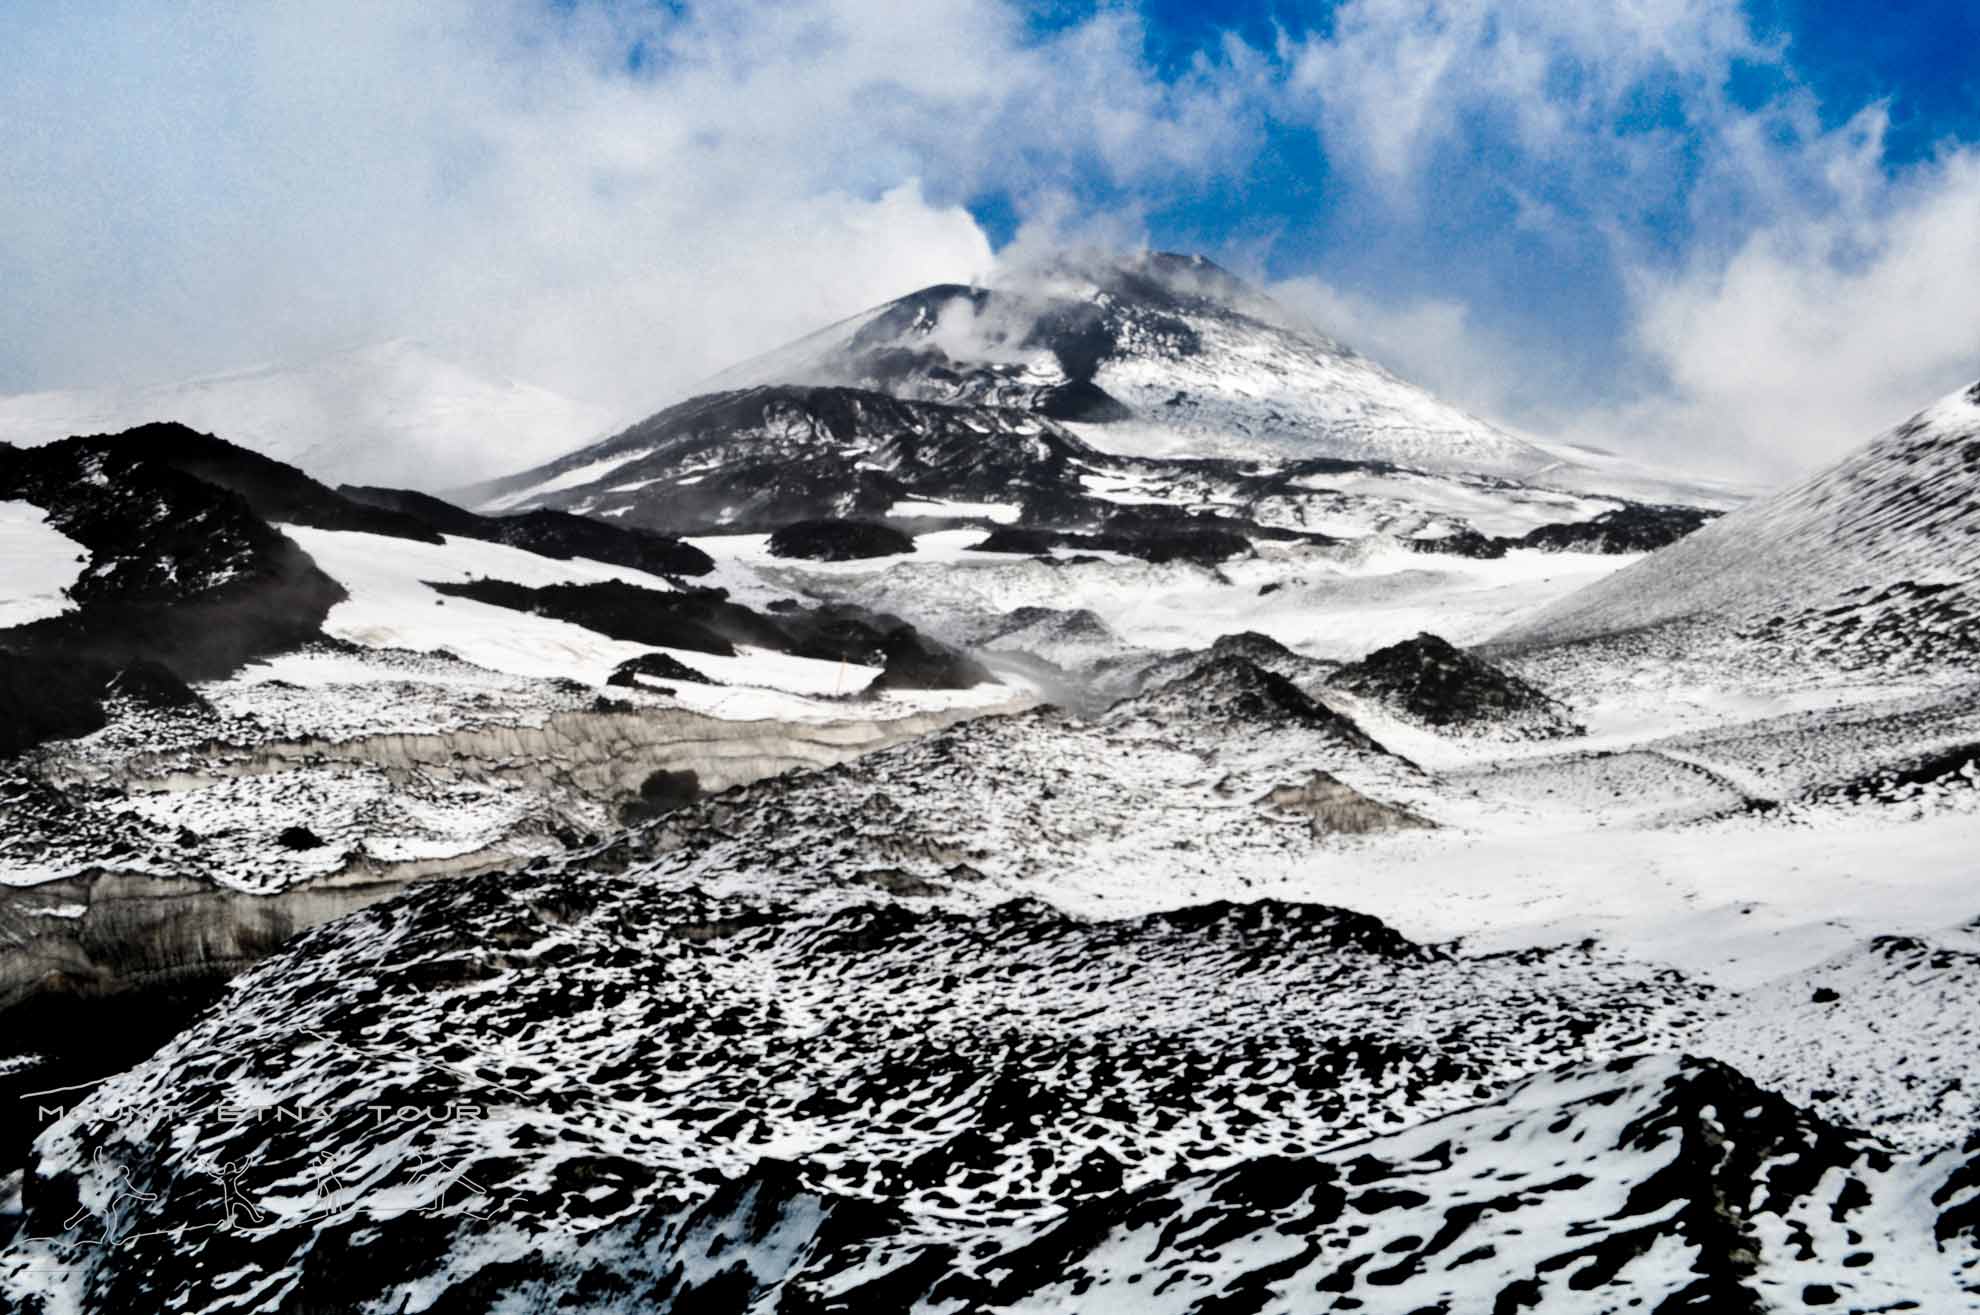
<box><xmin>0</xmin><ymin>434</ymin><xmax>329</xmax><ymax>607</ymax></box>
<box><xmin>99</xmin><ymin>423</ymin><xmax>443</xmax><ymax>543</ymax></box>
<box><xmin>102</xmin><ymin>659</ymin><xmax>209</xmax><ymax>711</ymax></box>
<box><xmin>608</xmin><ymin>652</ymin><xmax>721</xmax><ymax>688</ymax></box>
<box><xmin>767</xmin><ymin>518</ymin><xmax>915</xmax><ymax>562</ymax></box>
<box><xmin>1805</xmin><ymin>742</ymin><xmax>1980</xmax><ymax>807</ymax></box>
<box><xmin>426</xmin><ymin>580</ymin><xmax>754</xmax><ymax>656</ymax></box>
<box><xmin>464</xmin><ymin>385</ymin><xmax>1103</xmax><ymax>534</ymax></box>
<box><xmin>863</xmin><ymin>629</ymin><xmax>997</xmax><ymax>695</ymax></box>
<box><xmin>1330</xmin><ymin>632</ymin><xmax>1580</xmax><ymax>738</ymax></box>
<box><xmin>276</xmin><ymin>825</ymin><xmax>325</xmax><ymax>851</ymax></box>
<box><xmin>0</xmin><ymin>653</ymin><xmax>109</xmax><ymax>756</ymax></box>
<box><xmin>1409</xmin><ymin>504</ymin><xmax>1717</xmax><ymax>559</ymax></box>
<box><xmin>1406</xmin><ymin>527</ymin><xmax>1508</xmax><ymax>559</ymax></box>
<box><xmin>0</xmin><ymin>432</ymin><xmax>345</xmax><ymax>725</ymax></box>
<box><xmin>1092</xmin><ymin>630</ymin><xmax>1341</xmax><ymax>707</ymax></box>
<box><xmin>1207</xmin><ymin>630</ymin><xmax>1302</xmax><ymax>667</ymax></box>
<box><xmin>1520</xmin><ymin>503</ymin><xmax>1718</xmax><ymax>553</ymax></box>
<box><xmin>969</xmin><ymin>526</ymin><xmax>1061</xmax><ymax>555</ymax></box>
<box><xmin>971</xmin><ymin>524</ymin><xmax>1250</xmax><ymax>567</ymax></box>
<box><xmin>620</xmin><ymin>768</ymin><xmax>702</xmax><ymax>825</ymax></box>
<box><xmin>340</xmin><ymin>484</ymin><xmax>713</xmax><ymax>577</ymax></box>
<box><xmin>1112</xmin><ymin>655</ymin><xmax>1390</xmax><ymax>754</ymax></box>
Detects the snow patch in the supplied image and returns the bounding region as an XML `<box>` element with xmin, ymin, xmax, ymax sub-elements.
<box><xmin>0</xmin><ymin>500</ymin><xmax>86</xmax><ymax>627</ymax></box>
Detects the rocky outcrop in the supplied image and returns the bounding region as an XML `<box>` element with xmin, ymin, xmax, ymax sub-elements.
<box><xmin>0</xmin><ymin>429</ymin><xmax>347</xmax><ymax>742</ymax></box>
<box><xmin>607</xmin><ymin>652</ymin><xmax>720</xmax><ymax>688</ymax></box>
<box><xmin>1258</xmin><ymin>769</ymin><xmax>1433</xmax><ymax>833</ymax></box>
<box><xmin>766</xmin><ymin>518</ymin><xmax>915</xmax><ymax>561</ymax></box>
<box><xmin>862</xmin><ymin>628</ymin><xmax>997</xmax><ymax>695</ymax></box>
<box><xmin>0</xmin><ymin>655</ymin><xmax>108</xmax><ymax>756</ymax></box>
<box><xmin>1110</xmin><ymin>655</ymin><xmax>1391</xmax><ymax>754</ymax></box>
<box><xmin>1408</xmin><ymin>503</ymin><xmax>1718</xmax><ymax>559</ymax></box>
<box><xmin>1519</xmin><ymin>503</ymin><xmax>1718</xmax><ymax>553</ymax></box>
<box><xmin>339</xmin><ymin>483</ymin><xmax>714</xmax><ymax>577</ymax></box>
<box><xmin>1096</xmin><ymin>629</ymin><xmax>1341</xmax><ymax>703</ymax></box>
<box><xmin>1329</xmin><ymin>631</ymin><xmax>1581</xmax><ymax>738</ymax></box>
<box><xmin>426</xmin><ymin>578</ymin><xmax>755</xmax><ymax>655</ymax></box>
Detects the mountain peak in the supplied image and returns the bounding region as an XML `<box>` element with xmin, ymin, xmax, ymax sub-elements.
<box><xmin>681</xmin><ymin>244</ymin><xmax>1552</xmax><ymax>479</ymax></box>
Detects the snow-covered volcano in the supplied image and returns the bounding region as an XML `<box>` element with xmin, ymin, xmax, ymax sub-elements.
<box><xmin>0</xmin><ymin>341</ymin><xmax>615</xmax><ymax>492</ymax></box>
<box><xmin>1499</xmin><ymin>378</ymin><xmax>1980</xmax><ymax>668</ymax></box>
<box><xmin>468</xmin><ymin>253</ymin><xmax>1738</xmax><ymax>548</ymax></box>
<box><xmin>710</xmin><ymin>250</ymin><xmax>1551</xmax><ymax>474</ymax></box>
<box><xmin>706</xmin><ymin>250</ymin><xmax>1736</xmax><ymax>505</ymax></box>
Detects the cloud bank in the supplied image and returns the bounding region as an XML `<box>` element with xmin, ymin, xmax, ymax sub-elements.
<box><xmin>1269</xmin><ymin>0</ymin><xmax>1980</xmax><ymax>478</ymax></box>
<box><xmin>3</xmin><ymin>0</ymin><xmax>1977</xmax><ymax>482</ymax></box>
<box><xmin>0</xmin><ymin>1</ymin><xmax>1252</xmax><ymax>418</ymax></box>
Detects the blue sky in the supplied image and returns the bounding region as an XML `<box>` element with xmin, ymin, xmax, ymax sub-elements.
<box><xmin>2</xmin><ymin>0</ymin><xmax>1977</xmax><ymax>478</ymax></box>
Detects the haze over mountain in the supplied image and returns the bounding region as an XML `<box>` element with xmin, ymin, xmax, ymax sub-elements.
<box><xmin>0</xmin><ymin>340</ymin><xmax>614</xmax><ymax>492</ymax></box>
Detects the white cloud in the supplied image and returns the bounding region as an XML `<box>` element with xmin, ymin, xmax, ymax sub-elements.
<box><xmin>0</xmin><ymin>0</ymin><xmax>1257</xmax><ymax>421</ymax></box>
<box><xmin>1602</xmin><ymin>137</ymin><xmax>1980</xmax><ymax>477</ymax></box>
<box><xmin>1275</xmin><ymin>0</ymin><xmax>1980</xmax><ymax>482</ymax></box>
<box><xmin>1285</xmin><ymin>0</ymin><xmax>1766</xmax><ymax>201</ymax></box>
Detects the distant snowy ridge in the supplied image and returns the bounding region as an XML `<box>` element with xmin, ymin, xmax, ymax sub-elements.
<box><xmin>0</xmin><ymin>340</ymin><xmax>615</xmax><ymax>492</ymax></box>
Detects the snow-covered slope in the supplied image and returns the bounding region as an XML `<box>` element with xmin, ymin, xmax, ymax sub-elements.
<box><xmin>1500</xmin><ymin>379</ymin><xmax>1980</xmax><ymax>667</ymax></box>
<box><xmin>9</xmin><ymin>855</ymin><xmax>1976</xmax><ymax>1312</ymax></box>
<box><xmin>16</xmin><ymin>263</ymin><xmax>1980</xmax><ymax>1315</ymax></box>
<box><xmin>0</xmin><ymin>341</ymin><xmax>615</xmax><ymax>492</ymax></box>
